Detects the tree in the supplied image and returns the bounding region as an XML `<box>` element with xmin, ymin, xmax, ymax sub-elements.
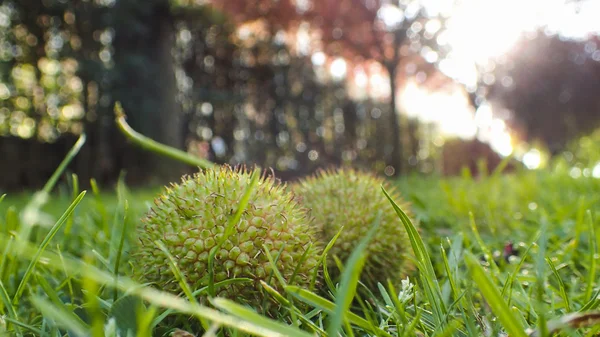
<box><xmin>481</xmin><ymin>31</ymin><xmax>600</xmax><ymax>153</ymax></box>
<box><xmin>211</xmin><ymin>0</ymin><xmax>450</xmax><ymax>175</ymax></box>
<box><xmin>0</xmin><ymin>0</ymin><xmax>222</xmax><ymax>188</ymax></box>
<box><xmin>110</xmin><ymin>0</ymin><xmax>188</xmax><ymax>182</ymax></box>
<box><xmin>0</xmin><ymin>0</ymin><xmax>115</xmax><ymax>187</ymax></box>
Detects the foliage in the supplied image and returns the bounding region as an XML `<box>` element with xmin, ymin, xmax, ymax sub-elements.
<box><xmin>1</xmin><ymin>0</ymin><xmax>456</xmax><ymax>191</ymax></box>
<box><xmin>214</xmin><ymin>0</ymin><xmax>451</xmax><ymax>175</ymax></box>
<box><xmin>554</xmin><ymin>128</ymin><xmax>600</xmax><ymax>173</ymax></box>
<box><xmin>481</xmin><ymin>32</ymin><xmax>600</xmax><ymax>152</ymax></box>
<box><xmin>440</xmin><ymin>138</ymin><xmax>520</xmax><ymax>176</ymax></box>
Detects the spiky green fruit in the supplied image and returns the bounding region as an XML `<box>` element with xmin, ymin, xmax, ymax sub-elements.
<box><xmin>292</xmin><ymin>168</ymin><xmax>414</xmax><ymax>291</ymax></box>
<box><xmin>131</xmin><ymin>166</ymin><xmax>321</xmax><ymax>313</ymax></box>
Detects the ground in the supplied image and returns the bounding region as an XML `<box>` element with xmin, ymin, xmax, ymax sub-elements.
<box><xmin>0</xmin><ymin>164</ymin><xmax>599</xmax><ymax>336</ymax></box>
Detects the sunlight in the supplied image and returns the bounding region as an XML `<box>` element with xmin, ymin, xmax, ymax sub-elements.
<box><xmin>354</xmin><ymin>70</ymin><xmax>368</xmax><ymax>87</ymax></box>
<box><xmin>443</xmin><ymin>0</ymin><xmax>539</xmax><ymax>65</ymax></box>
<box><xmin>474</xmin><ymin>104</ymin><xmax>514</xmax><ymax>157</ymax></box>
<box><xmin>439</xmin><ymin>0</ymin><xmax>600</xmax><ymax>80</ymax></box>
<box><xmin>330</xmin><ymin>58</ymin><xmax>347</xmax><ymax>80</ymax></box>
<box><xmin>523</xmin><ymin>148</ymin><xmax>542</xmax><ymax>169</ymax></box>
<box><xmin>377</xmin><ymin>4</ymin><xmax>404</xmax><ymax>29</ymax></box>
<box><xmin>489</xmin><ymin>132</ymin><xmax>513</xmax><ymax>157</ymax></box>
<box><xmin>400</xmin><ymin>80</ymin><xmax>477</xmax><ymax>139</ymax></box>
<box><xmin>392</xmin><ymin>0</ymin><xmax>600</xmax><ymax>159</ymax></box>
<box><xmin>311</xmin><ymin>51</ymin><xmax>326</xmax><ymax>66</ymax></box>
<box><xmin>593</xmin><ymin>162</ymin><xmax>600</xmax><ymax>179</ymax></box>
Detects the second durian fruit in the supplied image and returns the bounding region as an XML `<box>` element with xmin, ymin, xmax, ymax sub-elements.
<box><xmin>293</xmin><ymin>168</ymin><xmax>413</xmax><ymax>291</ymax></box>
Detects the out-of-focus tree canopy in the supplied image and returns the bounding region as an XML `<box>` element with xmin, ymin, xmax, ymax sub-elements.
<box><xmin>1</xmin><ymin>0</ymin><xmax>454</xmax><ymax>191</ymax></box>
<box><xmin>477</xmin><ymin>32</ymin><xmax>600</xmax><ymax>153</ymax></box>
<box><xmin>212</xmin><ymin>0</ymin><xmax>452</xmax><ymax>175</ymax></box>
<box><xmin>2</xmin><ymin>0</ymin><xmax>600</xmax><ymax>191</ymax></box>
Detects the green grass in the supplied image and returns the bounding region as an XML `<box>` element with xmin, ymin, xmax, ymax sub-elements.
<box><xmin>1</xmin><ymin>159</ymin><xmax>600</xmax><ymax>336</ymax></box>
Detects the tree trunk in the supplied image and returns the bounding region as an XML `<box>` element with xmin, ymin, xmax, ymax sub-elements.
<box><xmin>387</xmin><ymin>64</ymin><xmax>403</xmax><ymax>176</ymax></box>
<box><xmin>111</xmin><ymin>1</ymin><xmax>187</xmax><ymax>185</ymax></box>
<box><xmin>153</xmin><ymin>17</ymin><xmax>186</xmax><ymax>175</ymax></box>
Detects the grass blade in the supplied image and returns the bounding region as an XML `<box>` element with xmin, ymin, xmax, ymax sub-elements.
<box><xmin>42</xmin><ymin>134</ymin><xmax>86</xmax><ymax>195</ymax></box>
<box><xmin>30</xmin><ymin>295</ymin><xmax>89</xmax><ymax>337</ymax></box>
<box><xmin>285</xmin><ymin>285</ymin><xmax>392</xmax><ymax>337</ymax></box>
<box><xmin>154</xmin><ymin>240</ymin><xmax>198</xmax><ymax>305</ymax></box>
<box><xmin>0</xmin><ymin>232</ymin><xmax>311</xmax><ymax>337</ymax></box>
<box><xmin>113</xmin><ymin>199</ymin><xmax>129</xmax><ymax>302</ymax></box>
<box><xmin>545</xmin><ymin>257</ymin><xmax>570</xmax><ymax>312</ymax></box>
<box><xmin>316</xmin><ymin>226</ymin><xmax>344</xmax><ymax>292</ymax></box>
<box><xmin>114</xmin><ymin>102</ymin><xmax>214</xmax><ymax>169</ymax></box>
<box><xmin>326</xmin><ymin>213</ymin><xmax>381</xmax><ymax>337</ymax></box>
<box><xmin>0</xmin><ymin>279</ymin><xmax>21</xmax><ymax>336</ymax></box>
<box><xmin>529</xmin><ymin>311</ymin><xmax>600</xmax><ymax>337</ymax></box>
<box><xmin>382</xmin><ymin>186</ymin><xmax>447</xmax><ymax>326</ymax></box>
<box><xmin>12</xmin><ymin>191</ymin><xmax>86</xmax><ymax>305</ymax></box>
<box><xmin>64</xmin><ymin>173</ymin><xmax>79</xmax><ymax>235</ymax></box>
<box><xmin>468</xmin><ymin>212</ymin><xmax>501</xmax><ymax>280</ymax></box>
<box><xmin>585</xmin><ymin>210</ymin><xmax>597</xmax><ymax>301</ymax></box>
<box><xmin>2</xmin><ymin>317</ymin><xmax>40</xmax><ymax>335</ymax></box>
<box><xmin>82</xmin><ymin>257</ymin><xmax>106</xmax><ymax>337</ymax></box>
<box><xmin>34</xmin><ymin>274</ymin><xmax>86</xmax><ymax>328</ymax></box>
<box><xmin>464</xmin><ymin>252</ymin><xmax>528</xmax><ymax>337</ymax></box>
<box><xmin>212</xmin><ymin>298</ymin><xmax>315</xmax><ymax>337</ymax></box>
<box><xmin>208</xmin><ymin>168</ymin><xmax>260</xmax><ymax>296</ymax></box>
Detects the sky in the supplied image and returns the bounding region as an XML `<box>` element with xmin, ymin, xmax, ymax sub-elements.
<box><xmin>252</xmin><ymin>0</ymin><xmax>599</xmax><ymax>165</ymax></box>
<box><xmin>440</xmin><ymin>0</ymin><xmax>600</xmax><ymax>87</ymax></box>
<box><xmin>371</xmin><ymin>0</ymin><xmax>600</xmax><ymax>165</ymax></box>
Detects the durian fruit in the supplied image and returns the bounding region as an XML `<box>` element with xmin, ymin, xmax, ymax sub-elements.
<box><xmin>292</xmin><ymin>168</ymin><xmax>413</xmax><ymax>291</ymax></box>
<box><xmin>130</xmin><ymin>165</ymin><xmax>321</xmax><ymax>314</ymax></box>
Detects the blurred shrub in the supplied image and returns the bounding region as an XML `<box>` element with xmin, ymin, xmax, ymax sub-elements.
<box><xmin>440</xmin><ymin>138</ymin><xmax>520</xmax><ymax>176</ymax></box>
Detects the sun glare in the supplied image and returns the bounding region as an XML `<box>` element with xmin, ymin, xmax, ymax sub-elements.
<box><xmin>444</xmin><ymin>0</ymin><xmax>537</xmax><ymax>65</ymax></box>
<box><xmin>416</xmin><ymin>0</ymin><xmax>599</xmax><ymax>160</ymax></box>
<box><xmin>323</xmin><ymin>1</ymin><xmax>599</xmax><ymax>162</ymax></box>
<box><xmin>440</xmin><ymin>0</ymin><xmax>600</xmax><ymax>85</ymax></box>
<box><xmin>523</xmin><ymin>149</ymin><xmax>542</xmax><ymax>169</ymax></box>
<box><xmin>400</xmin><ymin>80</ymin><xmax>477</xmax><ymax>140</ymax></box>
<box><xmin>378</xmin><ymin>4</ymin><xmax>404</xmax><ymax>29</ymax></box>
<box><xmin>330</xmin><ymin>58</ymin><xmax>347</xmax><ymax>80</ymax></box>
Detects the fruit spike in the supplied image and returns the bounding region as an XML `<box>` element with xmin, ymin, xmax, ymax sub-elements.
<box><xmin>293</xmin><ymin>167</ymin><xmax>414</xmax><ymax>291</ymax></box>
<box><xmin>130</xmin><ymin>165</ymin><xmax>321</xmax><ymax>314</ymax></box>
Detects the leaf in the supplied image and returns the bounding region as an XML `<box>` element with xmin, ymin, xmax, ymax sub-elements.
<box><xmin>545</xmin><ymin>257</ymin><xmax>570</xmax><ymax>312</ymax></box>
<box><xmin>114</xmin><ymin>102</ymin><xmax>214</xmax><ymax>169</ymax></box>
<box><xmin>464</xmin><ymin>252</ymin><xmax>528</xmax><ymax>337</ymax></box>
<box><xmin>382</xmin><ymin>187</ymin><xmax>447</xmax><ymax>326</ymax></box>
<box><xmin>0</xmin><ymin>232</ymin><xmax>313</xmax><ymax>337</ymax></box>
<box><xmin>12</xmin><ymin>191</ymin><xmax>87</xmax><ymax>305</ymax></box>
<box><xmin>110</xmin><ymin>295</ymin><xmax>144</xmax><ymax>336</ymax></box>
<box><xmin>30</xmin><ymin>295</ymin><xmax>89</xmax><ymax>337</ymax></box>
<box><xmin>211</xmin><ymin>298</ymin><xmax>315</xmax><ymax>337</ymax></box>
<box><xmin>285</xmin><ymin>285</ymin><xmax>392</xmax><ymax>337</ymax></box>
<box><xmin>326</xmin><ymin>212</ymin><xmax>381</xmax><ymax>337</ymax></box>
<box><xmin>528</xmin><ymin>311</ymin><xmax>600</xmax><ymax>337</ymax></box>
<box><xmin>208</xmin><ymin>168</ymin><xmax>260</xmax><ymax>296</ymax></box>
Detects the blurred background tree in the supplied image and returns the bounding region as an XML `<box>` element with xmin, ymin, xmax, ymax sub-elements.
<box><xmin>483</xmin><ymin>33</ymin><xmax>600</xmax><ymax>154</ymax></box>
<box><xmin>1</xmin><ymin>0</ymin><xmax>600</xmax><ymax>191</ymax></box>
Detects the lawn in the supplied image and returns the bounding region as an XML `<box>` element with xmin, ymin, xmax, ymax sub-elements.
<box><xmin>1</xmin><ymin>161</ymin><xmax>599</xmax><ymax>337</ymax></box>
